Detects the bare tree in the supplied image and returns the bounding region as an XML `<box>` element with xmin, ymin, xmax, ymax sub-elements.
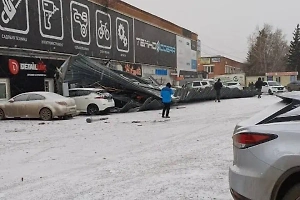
<box><xmin>245</xmin><ymin>24</ymin><xmax>289</xmax><ymax>75</ymax></box>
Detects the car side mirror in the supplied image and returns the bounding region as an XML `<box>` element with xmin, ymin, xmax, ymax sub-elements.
<box><xmin>8</xmin><ymin>99</ymin><xmax>14</xmax><ymax>103</ymax></box>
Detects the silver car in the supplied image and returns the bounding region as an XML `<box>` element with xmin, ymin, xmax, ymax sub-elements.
<box><xmin>0</xmin><ymin>92</ymin><xmax>77</xmax><ymax>120</ymax></box>
<box><xmin>229</xmin><ymin>92</ymin><xmax>300</xmax><ymax>200</ymax></box>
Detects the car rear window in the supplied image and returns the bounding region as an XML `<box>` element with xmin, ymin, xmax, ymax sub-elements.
<box><xmin>227</xmin><ymin>82</ymin><xmax>237</xmax><ymax>86</ymax></box>
<box><xmin>69</xmin><ymin>90</ymin><xmax>92</xmax><ymax>97</ymax></box>
<box><xmin>239</xmin><ymin>100</ymin><xmax>289</xmax><ymax>126</ymax></box>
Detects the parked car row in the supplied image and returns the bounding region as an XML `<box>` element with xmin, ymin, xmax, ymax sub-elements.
<box><xmin>0</xmin><ymin>88</ymin><xmax>115</xmax><ymax>121</ymax></box>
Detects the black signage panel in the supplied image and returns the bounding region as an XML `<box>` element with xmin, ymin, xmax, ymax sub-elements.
<box><xmin>134</xmin><ymin>20</ymin><xmax>176</xmax><ymax>67</ymax></box>
<box><xmin>0</xmin><ymin>56</ymin><xmax>63</xmax><ymax>78</ymax></box>
<box><xmin>0</xmin><ymin>0</ymin><xmax>134</xmax><ymax>62</ymax></box>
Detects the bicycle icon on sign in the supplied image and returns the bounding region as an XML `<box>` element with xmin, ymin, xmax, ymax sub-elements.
<box><xmin>98</xmin><ymin>20</ymin><xmax>110</xmax><ymax>41</ymax></box>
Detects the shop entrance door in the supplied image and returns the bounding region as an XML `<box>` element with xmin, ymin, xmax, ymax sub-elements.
<box><xmin>44</xmin><ymin>78</ymin><xmax>54</xmax><ymax>92</ymax></box>
<box><xmin>0</xmin><ymin>78</ymin><xmax>10</xmax><ymax>100</ymax></box>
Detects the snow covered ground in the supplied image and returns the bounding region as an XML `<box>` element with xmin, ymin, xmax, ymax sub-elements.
<box><xmin>0</xmin><ymin>95</ymin><xmax>279</xmax><ymax>200</ymax></box>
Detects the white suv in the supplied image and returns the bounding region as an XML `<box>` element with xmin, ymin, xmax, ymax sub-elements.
<box><xmin>224</xmin><ymin>81</ymin><xmax>243</xmax><ymax>90</ymax></box>
<box><xmin>184</xmin><ymin>80</ymin><xmax>212</xmax><ymax>89</ymax></box>
<box><xmin>262</xmin><ymin>81</ymin><xmax>286</xmax><ymax>95</ymax></box>
<box><xmin>69</xmin><ymin>88</ymin><xmax>115</xmax><ymax>115</ymax></box>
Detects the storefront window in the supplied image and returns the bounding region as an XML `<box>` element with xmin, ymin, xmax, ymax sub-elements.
<box><xmin>0</xmin><ymin>83</ymin><xmax>6</xmax><ymax>99</ymax></box>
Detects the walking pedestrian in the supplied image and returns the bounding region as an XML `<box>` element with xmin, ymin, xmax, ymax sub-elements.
<box><xmin>160</xmin><ymin>82</ymin><xmax>173</xmax><ymax>118</ymax></box>
<box><xmin>255</xmin><ymin>77</ymin><xmax>264</xmax><ymax>98</ymax></box>
<box><xmin>214</xmin><ymin>79</ymin><xmax>223</xmax><ymax>102</ymax></box>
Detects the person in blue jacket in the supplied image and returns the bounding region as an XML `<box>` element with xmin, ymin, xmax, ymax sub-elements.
<box><xmin>160</xmin><ymin>82</ymin><xmax>173</xmax><ymax>118</ymax></box>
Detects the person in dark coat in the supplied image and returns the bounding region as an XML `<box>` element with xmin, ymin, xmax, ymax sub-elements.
<box><xmin>160</xmin><ymin>82</ymin><xmax>173</xmax><ymax>118</ymax></box>
<box><xmin>255</xmin><ymin>77</ymin><xmax>264</xmax><ymax>98</ymax></box>
<box><xmin>214</xmin><ymin>79</ymin><xmax>223</xmax><ymax>102</ymax></box>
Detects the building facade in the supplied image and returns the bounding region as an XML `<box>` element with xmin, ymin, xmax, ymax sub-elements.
<box><xmin>0</xmin><ymin>0</ymin><xmax>198</xmax><ymax>100</ymax></box>
<box><xmin>246</xmin><ymin>72</ymin><xmax>298</xmax><ymax>87</ymax></box>
<box><xmin>198</xmin><ymin>56</ymin><xmax>243</xmax><ymax>78</ymax></box>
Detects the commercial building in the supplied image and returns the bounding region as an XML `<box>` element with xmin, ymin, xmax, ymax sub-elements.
<box><xmin>0</xmin><ymin>0</ymin><xmax>198</xmax><ymax>100</ymax></box>
<box><xmin>198</xmin><ymin>56</ymin><xmax>244</xmax><ymax>79</ymax></box>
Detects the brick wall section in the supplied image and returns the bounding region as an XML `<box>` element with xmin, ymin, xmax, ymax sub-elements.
<box><xmin>89</xmin><ymin>0</ymin><xmax>198</xmax><ymax>40</ymax></box>
<box><xmin>198</xmin><ymin>57</ymin><xmax>244</xmax><ymax>78</ymax></box>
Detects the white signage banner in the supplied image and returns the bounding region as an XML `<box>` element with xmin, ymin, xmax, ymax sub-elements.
<box><xmin>176</xmin><ymin>35</ymin><xmax>197</xmax><ymax>75</ymax></box>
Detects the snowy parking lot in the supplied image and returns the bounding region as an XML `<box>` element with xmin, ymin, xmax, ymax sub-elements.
<box><xmin>0</xmin><ymin>95</ymin><xmax>279</xmax><ymax>200</ymax></box>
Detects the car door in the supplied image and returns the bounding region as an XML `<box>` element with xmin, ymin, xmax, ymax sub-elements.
<box><xmin>5</xmin><ymin>94</ymin><xmax>29</xmax><ymax>117</ymax></box>
<box><xmin>70</xmin><ymin>90</ymin><xmax>87</xmax><ymax>112</ymax></box>
<box><xmin>262</xmin><ymin>82</ymin><xmax>268</xmax><ymax>93</ymax></box>
<box><xmin>25</xmin><ymin>94</ymin><xmax>46</xmax><ymax>118</ymax></box>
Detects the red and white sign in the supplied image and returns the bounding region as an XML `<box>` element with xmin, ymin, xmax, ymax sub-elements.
<box><xmin>8</xmin><ymin>59</ymin><xmax>47</xmax><ymax>75</ymax></box>
<box><xmin>8</xmin><ymin>59</ymin><xmax>20</xmax><ymax>75</ymax></box>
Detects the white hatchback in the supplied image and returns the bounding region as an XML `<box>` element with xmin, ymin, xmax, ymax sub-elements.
<box><xmin>69</xmin><ymin>88</ymin><xmax>115</xmax><ymax>115</ymax></box>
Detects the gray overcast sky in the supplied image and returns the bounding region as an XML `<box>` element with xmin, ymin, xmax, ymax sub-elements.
<box><xmin>123</xmin><ymin>0</ymin><xmax>300</xmax><ymax>62</ymax></box>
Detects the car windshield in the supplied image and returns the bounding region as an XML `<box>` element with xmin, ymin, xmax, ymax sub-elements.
<box><xmin>268</xmin><ymin>81</ymin><xmax>281</xmax><ymax>86</ymax></box>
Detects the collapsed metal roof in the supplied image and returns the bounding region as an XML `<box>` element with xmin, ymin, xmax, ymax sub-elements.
<box><xmin>55</xmin><ymin>54</ymin><xmax>163</xmax><ymax>111</ymax></box>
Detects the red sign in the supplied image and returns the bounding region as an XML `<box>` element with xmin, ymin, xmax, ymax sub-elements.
<box><xmin>8</xmin><ymin>59</ymin><xmax>20</xmax><ymax>75</ymax></box>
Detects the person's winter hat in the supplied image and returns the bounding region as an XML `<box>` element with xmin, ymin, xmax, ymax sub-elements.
<box><xmin>166</xmin><ymin>83</ymin><xmax>171</xmax><ymax>88</ymax></box>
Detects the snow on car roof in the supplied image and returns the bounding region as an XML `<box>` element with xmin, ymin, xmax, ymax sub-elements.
<box><xmin>14</xmin><ymin>92</ymin><xmax>67</xmax><ymax>99</ymax></box>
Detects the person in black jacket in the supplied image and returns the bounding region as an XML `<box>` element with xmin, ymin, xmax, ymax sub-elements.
<box><xmin>255</xmin><ymin>77</ymin><xmax>264</xmax><ymax>98</ymax></box>
<box><xmin>214</xmin><ymin>79</ymin><xmax>223</xmax><ymax>102</ymax></box>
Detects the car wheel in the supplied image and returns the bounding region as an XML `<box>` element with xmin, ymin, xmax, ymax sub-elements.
<box><xmin>287</xmin><ymin>87</ymin><xmax>292</xmax><ymax>92</ymax></box>
<box><xmin>0</xmin><ymin>109</ymin><xmax>5</xmax><ymax>120</ymax></box>
<box><xmin>268</xmin><ymin>89</ymin><xmax>273</xmax><ymax>95</ymax></box>
<box><xmin>87</xmin><ymin>104</ymin><xmax>99</xmax><ymax>115</ymax></box>
<box><xmin>39</xmin><ymin>108</ymin><xmax>52</xmax><ymax>121</ymax></box>
<box><xmin>282</xmin><ymin>183</ymin><xmax>300</xmax><ymax>200</ymax></box>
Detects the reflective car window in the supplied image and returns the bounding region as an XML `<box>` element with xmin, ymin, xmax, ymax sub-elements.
<box><xmin>201</xmin><ymin>82</ymin><xmax>208</xmax><ymax>85</ymax></box>
<box><xmin>193</xmin><ymin>82</ymin><xmax>201</xmax><ymax>87</ymax></box>
<box><xmin>77</xmin><ymin>90</ymin><xmax>91</xmax><ymax>96</ymax></box>
<box><xmin>28</xmin><ymin>94</ymin><xmax>45</xmax><ymax>101</ymax></box>
<box><xmin>14</xmin><ymin>94</ymin><xmax>29</xmax><ymax>101</ymax></box>
<box><xmin>69</xmin><ymin>90</ymin><xmax>76</xmax><ymax>97</ymax></box>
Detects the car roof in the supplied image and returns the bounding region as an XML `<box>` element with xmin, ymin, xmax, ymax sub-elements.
<box><xmin>226</xmin><ymin>81</ymin><xmax>238</xmax><ymax>83</ymax></box>
<box><xmin>15</xmin><ymin>92</ymin><xmax>65</xmax><ymax>99</ymax></box>
<box><xmin>69</xmin><ymin>88</ymin><xmax>104</xmax><ymax>91</ymax></box>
